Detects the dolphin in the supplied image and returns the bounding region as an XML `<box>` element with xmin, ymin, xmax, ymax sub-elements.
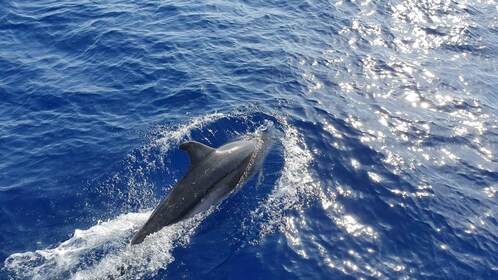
<box><xmin>131</xmin><ymin>135</ymin><xmax>272</xmax><ymax>245</ymax></box>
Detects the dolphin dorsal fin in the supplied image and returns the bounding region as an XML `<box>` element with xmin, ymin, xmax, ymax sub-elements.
<box><xmin>179</xmin><ymin>141</ymin><xmax>215</xmax><ymax>165</ymax></box>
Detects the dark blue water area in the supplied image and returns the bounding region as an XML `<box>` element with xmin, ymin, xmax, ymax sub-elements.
<box><xmin>1</xmin><ymin>0</ymin><xmax>498</xmax><ymax>279</ymax></box>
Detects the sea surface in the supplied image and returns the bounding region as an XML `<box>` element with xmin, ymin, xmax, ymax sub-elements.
<box><xmin>1</xmin><ymin>0</ymin><xmax>497</xmax><ymax>279</ymax></box>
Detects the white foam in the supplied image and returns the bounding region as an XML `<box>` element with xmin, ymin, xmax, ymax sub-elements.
<box><xmin>71</xmin><ymin>211</ymin><xmax>207</xmax><ymax>280</ymax></box>
<box><xmin>153</xmin><ymin>112</ymin><xmax>226</xmax><ymax>152</ymax></box>
<box><xmin>250</xmin><ymin>118</ymin><xmax>319</xmax><ymax>238</ymax></box>
<box><xmin>4</xmin><ymin>210</ymin><xmax>211</xmax><ymax>280</ymax></box>
<box><xmin>4</xmin><ymin>212</ymin><xmax>149</xmax><ymax>279</ymax></box>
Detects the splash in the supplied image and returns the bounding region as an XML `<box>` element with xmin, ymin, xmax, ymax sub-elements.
<box><xmin>153</xmin><ymin>112</ymin><xmax>227</xmax><ymax>152</ymax></box>
<box><xmin>3</xmin><ymin>111</ymin><xmax>299</xmax><ymax>279</ymax></box>
<box><xmin>250</xmin><ymin>118</ymin><xmax>319</xmax><ymax>238</ymax></box>
<box><xmin>71</xmin><ymin>211</ymin><xmax>208</xmax><ymax>280</ymax></box>
<box><xmin>3</xmin><ymin>210</ymin><xmax>209</xmax><ymax>280</ymax></box>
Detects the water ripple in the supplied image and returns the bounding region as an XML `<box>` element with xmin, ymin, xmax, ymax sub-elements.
<box><xmin>1</xmin><ymin>0</ymin><xmax>497</xmax><ymax>278</ymax></box>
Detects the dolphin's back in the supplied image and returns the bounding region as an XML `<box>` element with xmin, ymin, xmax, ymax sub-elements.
<box><xmin>131</xmin><ymin>140</ymin><xmax>256</xmax><ymax>245</ymax></box>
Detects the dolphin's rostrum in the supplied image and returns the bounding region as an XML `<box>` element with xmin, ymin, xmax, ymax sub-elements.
<box><xmin>131</xmin><ymin>136</ymin><xmax>272</xmax><ymax>245</ymax></box>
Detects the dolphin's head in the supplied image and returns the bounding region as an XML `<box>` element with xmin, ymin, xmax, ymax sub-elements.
<box><xmin>217</xmin><ymin>140</ymin><xmax>255</xmax><ymax>156</ymax></box>
<box><xmin>216</xmin><ymin>135</ymin><xmax>273</xmax><ymax>179</ymax></box>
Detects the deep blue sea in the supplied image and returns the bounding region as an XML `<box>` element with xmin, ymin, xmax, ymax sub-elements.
<box><xmin>1</xmin><ymin>0</ymin><xmax>497</xmax><ymax>279</ymax></box>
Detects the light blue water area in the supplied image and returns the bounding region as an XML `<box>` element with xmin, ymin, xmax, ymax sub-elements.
<box><xmin>1</xmin><ymin>0</ymin><xmax>497</xmax><ymax>279</ymax></box>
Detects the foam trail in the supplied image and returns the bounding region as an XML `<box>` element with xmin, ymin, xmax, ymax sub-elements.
<box><xmin>71</xmin><ymin>211</ymin><xmax>208</xmax><ymax>280</ymax></box>
<box><xmin>4</xmin><ymin>212</ymin><xmax>149</xmax><ymax>279</ymax></box>
<box><xmin>3</xmin><ymin>210</ymin><xmax>211</xmax><ymax>280</ymax></box>
<box><xmin>251</xmin><ymin>118</ymin><xmax>318</xmax><ymax>238</ymax></box>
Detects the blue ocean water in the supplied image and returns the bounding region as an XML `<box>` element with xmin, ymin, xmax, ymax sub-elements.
<box><xmin>1</xmin><ymin>0</ymin><xmax>497</xmax><ymax>279</ymax></box>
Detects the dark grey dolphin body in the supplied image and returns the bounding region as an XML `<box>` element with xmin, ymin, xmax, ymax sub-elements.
<box><xmin>131</xmin><ymin>136</ymin><xmax>271</xmax><ymax>245</ymax></box>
